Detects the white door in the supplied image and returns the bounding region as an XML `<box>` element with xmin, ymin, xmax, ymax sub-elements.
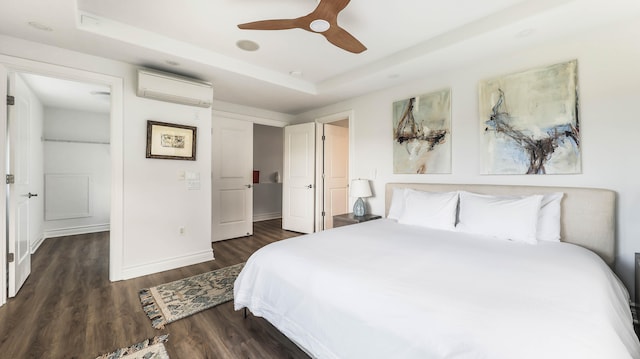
<box><xmin>283</xmin><ymin>122</ymin><xmax>315</xmax><ymax>233</ymax></box>
<box><xmin>322</xmin><ymin>124</ymin><xmax>349</xmax><ymax>229</ymax></box>
<box><xmin>212</xmin><ymin>117</ymin><xmax>253</xmax><ymax>241</ymax></box>
<box><xmin>7</xmin><ymin>72</ymin><xmax>32</xmax><ymax>297</ymax></box>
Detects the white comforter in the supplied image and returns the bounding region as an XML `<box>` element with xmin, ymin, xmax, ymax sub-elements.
<box><xmin>234</xmin><ymin>219</ymin><xmax>640</xmax><ymax>359</ymax></box>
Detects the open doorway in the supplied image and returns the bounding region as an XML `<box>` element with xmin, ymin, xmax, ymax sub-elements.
<box><xmin>0</xmin><ymin>57</ymin><xmax>123</xmax><ymax>306</ymax></box>
<box><xmin>6</xmin><ymin>71</ymin><xmax>111</xmax><ymax>298</ymax></box>
<box><xmin>23</xmin><ymin>73</ymin><xmax>111</xmax><ymax>239</ymax></box>
<box><xmin>315</xmin><ymin>112</ymin><xmax>352</xmax><ymax>231</ymax></box>
<box><xmin>252</xmin><ymin>124</ymin><xmax>283</xmax><ymax>223</ymax></box>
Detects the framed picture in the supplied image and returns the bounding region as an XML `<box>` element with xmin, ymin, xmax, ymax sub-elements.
<box><xmin>479</xmin><ymin>60</ymin><xmax>580</xmax><ymax>174</ymax></box>
<box><xmin>392</xmin><ymin>88</ymin><xmax>451</xmax><ymax>174</ymax></box>
<box><xmin>146</xmin><ymin>120</ymin><xmax>197</xmax><ymax>160</ymax></box>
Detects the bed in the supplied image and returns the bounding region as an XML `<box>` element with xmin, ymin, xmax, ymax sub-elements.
<box><xmin>234</xmin><ymin>183</ymin><xmax>640</xmax><ymax>358</ymax></box>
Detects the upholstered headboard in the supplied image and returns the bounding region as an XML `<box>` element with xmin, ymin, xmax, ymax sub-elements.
<box><xmin>385</xmin><ymin>183</ymin><xmax>617</xmax><ymax>266</ymax></box>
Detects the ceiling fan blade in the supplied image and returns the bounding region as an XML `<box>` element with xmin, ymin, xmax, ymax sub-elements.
<box><xmin>314</xmin><ymin>0</ymin><xmax>351</xmax><ymax>20</ymax></box>
<box><xmin>237</xmin><ymin>0</ymin><xmax>366</xmax><ymax>54</ymax></box>
<box><xmin>238</xmin><ymin>19</ymin><xmax>299</xmax><ymax>31</ymax></box>
<box><xmin>323</xmin><ymin>25</ymin><xmax>367</xmax><ymax>54</ymax></box>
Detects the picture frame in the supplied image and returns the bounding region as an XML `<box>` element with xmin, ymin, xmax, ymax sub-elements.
<box><xmin>146</xmin><ymin>120</ymin><xmax>197</xmax><ymax>161</ymax></box>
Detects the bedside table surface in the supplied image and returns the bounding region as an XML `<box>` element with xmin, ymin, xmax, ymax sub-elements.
<box><xmin>335</xmin><ymin>213</ymin><xmax>381</xmax><ymax>222</ymax></box>
<box><xmin>332</xmin><ymin>213</ymin><xmax>382</xmax><ymax>228</ymax></box>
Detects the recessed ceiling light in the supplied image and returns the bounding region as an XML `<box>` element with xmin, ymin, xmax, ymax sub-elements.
<box><xmin>309</xmin><ymin>19</ymin><xmax>330</xmax><ymax>33</ymax></box>
<box><xmin>236</xmin><ymin>40</ymin><xmax>260</xmax><ymax>52</ymax></box>
<box><xmin>165</xmin><ymin>60</ymin><xmax>180</xmax><ymax>66</ymax></box>
<box><xmin>289</xmin><ymin>70</ymin><xmax>303</xmax><ymax>77</ymax></box>
<box><xmin>28</xmin><ymin>21</ymin><xmax>53</xmax><ymax>32</ymax></box>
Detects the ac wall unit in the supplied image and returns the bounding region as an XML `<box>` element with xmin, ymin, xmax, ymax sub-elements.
<box><xmin>137</xmin><ymin>69</ymin><xmax>213</xmax><ymax>108</ymax></box>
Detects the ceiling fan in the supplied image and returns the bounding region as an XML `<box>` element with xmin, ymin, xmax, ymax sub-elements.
<box><xmin>237</xmin><ymin>0</ymin><xmax>367</xmax><ymax>54</ymax></box>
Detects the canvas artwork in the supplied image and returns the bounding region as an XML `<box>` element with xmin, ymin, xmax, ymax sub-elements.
<box><xmin>392</xmin><ymin>88</ymin><xmax>451</xmax><ymax>174</ymax></box>
<box><xmin>479</xmin><ymin>60</ymin><xmax>581</xmax><ymax>174</ymax></box>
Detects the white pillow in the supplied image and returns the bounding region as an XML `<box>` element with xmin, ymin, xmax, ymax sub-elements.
<box><xmin>397</xmin><ymin>190</ymin><xmax>459</xmax><ymax>231</ymax></box>
<box><xmin>457</xmin><ymin>191</ymin><xmax>543</xmax><ymax>244</ymax></box>
<box><xmin>537</xmin><ymin>192</ymin><xmax>564</xmax><ymax>242</ymax></box>
<box><xmin>387</xmin><ymin>188</ymin><xmax>407</xmax><ymax>220</ymax></box>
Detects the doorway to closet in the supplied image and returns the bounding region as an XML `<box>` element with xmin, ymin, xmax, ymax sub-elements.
<box><xmin>5</xmin><ymin>71</ymin><xmax>111</xmax><ymax>298</ymax></box>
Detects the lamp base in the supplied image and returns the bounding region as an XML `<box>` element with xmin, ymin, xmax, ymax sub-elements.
<box><xmin>353</xmin><ymin>197</ymin><xmax>366</xmax><ymax>216</ymax></box>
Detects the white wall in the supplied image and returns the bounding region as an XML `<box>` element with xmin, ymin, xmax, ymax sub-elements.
<box><xmin>42</xmin><ymin>107</ymin><xmax>110</xmax><ymax>237</ymax></box>
<box><xmin>253</xmin><ymin>124</ymin><xmax>283</xmax><ymax>221</ymax></box>
<box><xmin>122</xmin><ymin>80</ymin><xmax>212</xmax><ymax>278</ymax></box>
<box><xmin>296</xmin><ymin>17</ymin><xmax>640</xmax><ymax>296</ymax></box>
<box><xmin>0</xmin><ymin>35</ymin><xmax>214</xmax><ymax>279</ymax></box>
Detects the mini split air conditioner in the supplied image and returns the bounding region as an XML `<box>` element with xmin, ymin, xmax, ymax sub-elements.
<box><xmin>136</xmin><ymin>69</ymin><xmax>213</xmax><ymax>108</ymax></box>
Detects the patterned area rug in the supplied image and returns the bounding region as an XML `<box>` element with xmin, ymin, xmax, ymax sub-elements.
<box><xmin>139</xmin><ymin>263</ymin><xmax>245</xmax><ymax>329</ymax></box>
<box><xmin>95</xmin><ymin>334</ymin><xmax>169</xmax><ymax>359</ymax></box>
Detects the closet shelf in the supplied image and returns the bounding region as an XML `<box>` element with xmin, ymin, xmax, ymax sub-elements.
<box><xmin>42</xmin><ymin>138</ymin><xmax>110</xmax><ymax>145</ymax></box>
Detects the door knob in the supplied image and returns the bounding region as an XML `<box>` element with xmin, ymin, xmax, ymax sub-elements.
<box><xmin>27</xmin><ymin>192</ymin><xmax>38</xmax><ymax>198</ymax></box>
<box><xmin>246</xmin><ymin>184</ymin><xmax>252</xmax><ymax>188</ymax></box>
<box><xmin>307</xmin><ymin>184</ymin><xmax>313</xmax><ymax>189</ymax></box>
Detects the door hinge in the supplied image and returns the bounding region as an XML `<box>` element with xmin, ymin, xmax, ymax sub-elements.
<box><xmin>322</xmin><ymin>211</ymin><xmax>325</xmax><ymax>217</ymax></box>
<box><xmin>322</xmin><ymin>135</ymin><xmax>326</xmax><ymax>141</ymax></box>
<box><xmin>7</xmin><ymin>95</ymin><xmax>14</xmax><ymax>106</ymax></box>
<box><xmin>7</xmin><ymin>253</ymin><xmax>14</xmax><ymax>263</ymax></box>
<box><xmin>6</xmin><ymin>174</ymin><xmax>15</xmax><ymax>184</ymax></box>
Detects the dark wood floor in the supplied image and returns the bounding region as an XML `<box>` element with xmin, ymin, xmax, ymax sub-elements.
<box><xmin>0</xmin><ymin>219</ymin><xmax>310</xmax><ymax>359</ymax></box>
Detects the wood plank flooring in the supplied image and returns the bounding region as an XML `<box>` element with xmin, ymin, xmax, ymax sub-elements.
<box><xmin>0</xmin><ymin>219</ymin><xmax>309</xmax><ymax>359</ymax></box>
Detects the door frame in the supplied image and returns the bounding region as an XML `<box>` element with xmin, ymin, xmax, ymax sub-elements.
<box><xmin>314</xmin><ymin>110</ymin><xmax>354</xmax><ymax>231</ymax></box>
<box><xmin>0</xmin><ymin>55</ymin><xmax>124</xmax><ymax>305</ymax></box>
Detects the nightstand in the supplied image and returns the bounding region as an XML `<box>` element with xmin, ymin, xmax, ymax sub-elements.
<box><xmin>333</xmin><ymin>213</ymin><xmax>381</xmax><ymax>228</ymax></box>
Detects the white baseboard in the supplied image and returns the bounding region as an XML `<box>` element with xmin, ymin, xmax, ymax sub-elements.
<box><xmin>253</xmin><ymin>212</ymin><xmax>281</xmax><ymax>222</ymax></box>
<box><xmin>121</xmin><ymin>249</ymin><xmax>214</xmax><ymax>280</ymax></box>
<box><xmin>43</xmin><ymin>223</ymin><xmax>110</xmax><ymax>239</ymax></box>
<box><xmin>30</xmin><ymin>234</ymin><xmax>46</xmax><ymax>254</ymax></box>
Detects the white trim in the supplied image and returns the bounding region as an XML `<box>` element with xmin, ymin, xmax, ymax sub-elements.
<box><xmin>30</xmin><ymin>234</ymin><xmax>46</xmax><ymax>254</ymax></box>
<box><xmin>314</xmin><ymin>122</ymin><xmax>324</xmax><ymax>232</ymax></box>
<box><xmin>121</xmin><ymin>249</ymin><xmax>214</xmax><ymax>280</ymax></box>
<box><xmin>0</xmin><ymin>65</ymin><xmax>7</xmax><ymax>306</ymax></box>
<box><xmin>0</xmin><ymin>54</ymin><xmax>125</xmax><ymax>288</ymax></box>
<box><xmin>253</xmin><ymin>212</ymin><xmax>282</xmax><ymax>222</ymax></box>
<box><xmin>313</xmin><ymin>110</ymin><xmax>354</xmax><ymax>232</ymax></box>
<box><xmin>212</xmin><ymin>109</ymin><xmax>289</xmax><ymax>128</ymax></box>
<box><xmin>43</xmin><ymin>223</ymin><xmax>110</xmax><ymax>239</ymax></box>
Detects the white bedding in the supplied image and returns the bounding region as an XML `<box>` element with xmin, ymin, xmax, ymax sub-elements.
<box><xmin>234</xmin><ymin>219</ymin><xmax>640</xmax><ymax>359</ymax></box>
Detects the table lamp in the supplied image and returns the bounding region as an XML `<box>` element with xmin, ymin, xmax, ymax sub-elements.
<box><xmin>351</xmin><ymin>179</ymin><xmax>372</xmax><ymax>216</ymax></box>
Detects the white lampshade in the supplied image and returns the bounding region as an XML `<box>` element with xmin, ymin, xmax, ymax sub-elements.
<box><xmin>350</xmin><ymin>179</ymin><xmax>372</xmax><ymax>198</ymax></box>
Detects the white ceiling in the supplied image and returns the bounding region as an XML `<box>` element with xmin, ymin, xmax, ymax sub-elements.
<box><xmin>1</xmin><ymin>0</ymin><xmax>639</xmax><ymax>115</ymax></box>
<box><xmin>21</xmin><ymin>73</ymin><xmax>111</xmax><ymax>113</ymax></box>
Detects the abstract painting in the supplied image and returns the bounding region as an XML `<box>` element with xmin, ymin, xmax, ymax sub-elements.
<box><xmin>479</xmin><ymin>60</ymin><xmax>580</xmax><ymax>174</ymax></box>
<box><xmin>393</xmin><ymin>88</ymin><xmax>451</xmax><ymax>174</ymax></box>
